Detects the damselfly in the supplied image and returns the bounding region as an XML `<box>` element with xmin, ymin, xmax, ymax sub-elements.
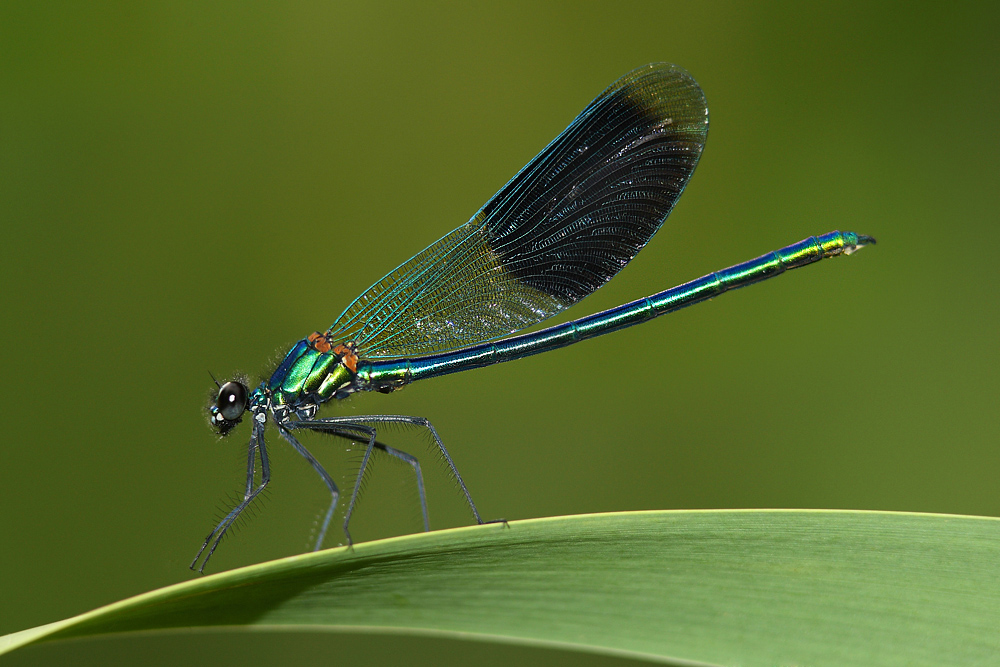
<box><xmin>193</xmin><ymin>63</ymin><xmax>874</xmax><ymax>572</ymax></box>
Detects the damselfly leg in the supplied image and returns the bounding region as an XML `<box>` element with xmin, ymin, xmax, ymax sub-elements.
<box><xmin>287</xmin><ymin>415</ymin><xmax>484</xmax><ymax>544</ymax></box>
<box><xmin>191</xmin><ymin>417</ymin><xmax>270</xmax><ymax>572</ymax></box>
<box><xmin>275</xmin><ymin>423</ymin><xmax>340</xmax><ymax>551</ymax></box>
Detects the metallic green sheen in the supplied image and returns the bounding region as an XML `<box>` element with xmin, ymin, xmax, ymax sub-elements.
<box><xmin>268</xmin><ymin>340</ymin><xmax>311</xmax><ymax>392</ymax></box>
<box><xmin>316</xmin><ymin>364</ymin><xmax>353</xmax><ymax>399</ymax></box>
<box><xmin>355</xmin><ymin>359</ymin><xmax>409</xmax><ymax>391</ymax></box>
<box><xmin>301</xmin><ymin>353</ymin><xmax>337</xmax><ymax>395</ymax></box>
<box><xmin>280</xmin><ymin>348</ymin><xmax>321</xmax><ymax>396</ymax></box>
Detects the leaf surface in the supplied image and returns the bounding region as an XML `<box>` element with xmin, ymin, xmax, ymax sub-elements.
<box><xmin>3</xmin><ymin>510</ymin><xmax>998</xmax><ymax>666</ymax></box>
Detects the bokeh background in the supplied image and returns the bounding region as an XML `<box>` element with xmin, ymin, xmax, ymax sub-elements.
<box><xmin>3</xmin><ymin>2</ymin><xmax>999</xmax><ymax>665</ymax></box>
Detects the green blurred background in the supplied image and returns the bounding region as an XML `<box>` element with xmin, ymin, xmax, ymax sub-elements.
<box><xmin>2</xmin><ymin>2</ymin><xmax>999</xmax><ymax>664</ymax></box>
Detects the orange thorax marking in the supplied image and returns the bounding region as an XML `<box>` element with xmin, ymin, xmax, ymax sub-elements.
<box><xmin>307</xmin><ymin>331</ymin><xmax>333</xmax><ymax>353</ymax></box>
<box><xmin>333</xmin><ymin>344</ymin><xmax>358</xmax><ymax>373</ymax></box>
<box><xmin>308</xmin><ymin>332</ymin><xmax>357</xmax><ymax>373</ymax></box>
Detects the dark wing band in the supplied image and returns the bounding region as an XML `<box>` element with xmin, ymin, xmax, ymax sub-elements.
<box><xmin>327</xmin><ymin>63</ymin><xmax>708</xmax><ymax>359</ymax></box>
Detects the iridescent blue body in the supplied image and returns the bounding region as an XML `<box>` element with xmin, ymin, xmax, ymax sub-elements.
<box><xmin>193</xmin><ymin>64</ymin><xmax>875</xmax><ymax>572</ymax></box>
<box><xmin>355</xmin><ymin>231</ymin><xmax>871</xmax><ymax>390</ymax></box>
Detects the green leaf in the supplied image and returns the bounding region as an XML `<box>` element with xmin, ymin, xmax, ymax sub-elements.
<box><xmin>3</xmin><ymin>510</ymin><xmax>998</xmax><ymax>666</ymax></box>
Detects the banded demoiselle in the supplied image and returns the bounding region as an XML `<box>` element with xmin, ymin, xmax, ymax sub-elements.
<box><xmin>193</xmin><ymin>63</ymin><xmax>875</xmax><ymax>572</ymax></box>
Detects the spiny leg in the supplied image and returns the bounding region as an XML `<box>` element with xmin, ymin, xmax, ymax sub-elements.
<box><xmin>293</xmin><ymin>415</ymin><xmax>484</xmax><ymax>527</ymax></box>
<box><xmin>289</xmin><ymin>420</ymin><xmax>430</xmax><ymax>533</ymax></box>
<box><xmin>343</xmin><ymin>426</ymin><xmax>377</xmax><ymax>546</ymax></box>
<box><xmin>190</xmin><ymin>418</ymin><xmax>271</xmax><ymax>572</ymax></box>
<box><xmin>283</xmin><ymin>419</ymin><xmax>374</xmax><ymax>545</ymax></box>
<box><xmin>374</xmin><ymin>443</ymin><xmax>429</xmax><ymax>532</ymax></box>
<box><xmin>275</xmin><ymin>422</ymin><xmax>340</xmax><ymax>551</ymax></box>
<box><xmin>286</xmin><ymin>419</ymin><xmax>385</xmax><ymax>544</ymax></box>
<box><xmin>189</xmin><ymin>436</ymin><xmax>257</xmax><ymax>570</ymax></box>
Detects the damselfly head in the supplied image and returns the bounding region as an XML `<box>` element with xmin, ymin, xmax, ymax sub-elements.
<box><xmin>208</xmin><ymin>380</ymin><xmax>249</xmax><ymax>436</ymax></box>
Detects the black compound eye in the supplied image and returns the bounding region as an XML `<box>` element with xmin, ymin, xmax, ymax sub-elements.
<box><xmin>216</xmin><ymin>381</ymin><xmax>248</xmax><ymax>421</ymax></box>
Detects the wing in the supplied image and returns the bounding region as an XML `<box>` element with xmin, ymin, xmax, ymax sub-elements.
<box><xmin>327</xmin><ymin>63</ymin><xmax>709</xmax><ymax>359</ymax></box>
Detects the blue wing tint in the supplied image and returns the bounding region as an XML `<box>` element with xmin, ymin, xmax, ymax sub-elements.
<box><xmin>327</xmin><ymin>63</ymin><xmax>709</xmax><ymax>359</ymax></box>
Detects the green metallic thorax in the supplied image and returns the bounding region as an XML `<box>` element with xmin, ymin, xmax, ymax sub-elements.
<box><xmin>266</xmin><ymin>339</ymin><xmax>356</xmax><ymax>407</ymax></box>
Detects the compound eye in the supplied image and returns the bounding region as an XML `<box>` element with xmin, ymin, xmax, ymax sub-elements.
<box><xmin>216</xmin><ymin>381</ymin><xmax>248</xmax><ymax>421</ymax></box>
